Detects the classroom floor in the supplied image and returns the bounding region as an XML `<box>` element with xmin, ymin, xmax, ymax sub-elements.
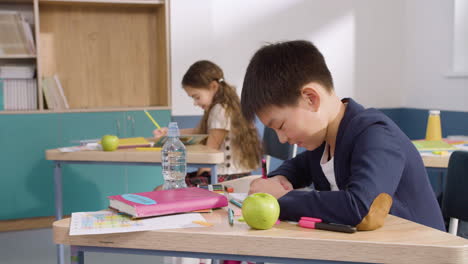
<box><xmin>0</xmin><ymin>228</ymin><xmax>176</xmax><ymax>264</ymax></box>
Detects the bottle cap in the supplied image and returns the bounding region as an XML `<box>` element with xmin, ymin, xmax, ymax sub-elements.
<box><xmin>167</xmin><ymin>122</ymin><xmax>180</xmax><ymax>137</ymax></box>
<box><xmin>429</xmin><ymin>110</ymin><xmax>440</xmax><ymax>115</ymax></box>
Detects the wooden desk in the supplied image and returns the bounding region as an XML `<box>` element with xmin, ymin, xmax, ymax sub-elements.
<box><xmin>46</xmin><ymin>145</ymin><xmax>223</xmax><ymax>164</ymax></box>
<box><xmin>53</xmin><ymin>176</ymin><xmax>468</xmax><ymax>264</ymax></box>
<box><xmin>46</xmin><ymin>145</ymin><xmax>223</xmax><ymax>264</ymax></box>
<box><xmin>422</xmin><ymin>154</ymin><xmax>450</xmax><ymax>168</ymax></box>
<box><xmin>46</xmin><ymin>145</ymin><xmax>224</xmax><ymax>220</ymax></box>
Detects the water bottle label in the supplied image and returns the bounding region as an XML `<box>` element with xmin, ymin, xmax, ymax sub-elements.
<box><xmin>122</xmin><ymin>194</ymin><xmax>156</xmax><ymax>205</ymax></box>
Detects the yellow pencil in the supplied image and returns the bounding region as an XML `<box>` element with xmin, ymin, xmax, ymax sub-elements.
<box><xmin>144</xmin><ymin>110</ymin><xmax>161</xmax><ymax>129</ymax></box>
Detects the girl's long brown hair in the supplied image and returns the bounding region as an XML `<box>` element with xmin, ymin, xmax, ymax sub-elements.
<box><xmin>182</xmin><ymin>60</ymin><xmax>262</xmax><ymax>170</ymax></box>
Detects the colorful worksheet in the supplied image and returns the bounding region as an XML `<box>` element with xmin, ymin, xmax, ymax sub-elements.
<box><xmin>69</xmin><ymin>210</ymin><xmax>206</xmax><ymax>235</ymax></box>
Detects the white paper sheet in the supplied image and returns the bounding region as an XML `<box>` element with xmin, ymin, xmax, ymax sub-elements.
<box><xmin>229</xmin><ymin>193</ymin><xmax>248</xmax><ymax>202</ymax></box>
<box><xmin>69</xmin><ymin>210</ymin><xmax>207</xmax><ymax>235</ymax></box>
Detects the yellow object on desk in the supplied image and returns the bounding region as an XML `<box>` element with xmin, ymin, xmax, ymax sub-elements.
<box><xmin>412</xmin><ymin>140</ymin><xmax>457</xmax><ymax>151</ymax></box>
<box><xmin>192</xmin><ymin>220</ymin><xmax>214</xmax><ymax>227</ymax></box>
<box><xmin>432</xmin><ymin>150</ymin><xmax>450</xmax><ymax>155</ymax></box>
<box><xmin>425</xmin><ymin>110</ymin><xmax>442</xmax><ymax>141</ymax></box>
<box><xmin>144</xmin><ymin>110</ymin><xmax>161</xmax><ymax>129</ymax></box>
<box><xmin>136</xmin><ymin>147</ymin><xmax>162</xmax><ymax>151</ymax></box>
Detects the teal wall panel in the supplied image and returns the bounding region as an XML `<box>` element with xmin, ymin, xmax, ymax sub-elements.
<box><xmin>0</xmin><ymin>109</ymin><xmax>171</xmax><ymax>220</ymax></box>
<box><xmin>58</xmin><ymin>112</ymin><xmax>127</xmax><ymax>214</ymax></box>
<box><xmin>0</xmin><ymin>114</ymin><xmax>60</xmax><ymax>219</ymax></box>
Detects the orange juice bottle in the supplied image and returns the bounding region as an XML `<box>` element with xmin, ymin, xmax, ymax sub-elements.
<box><xmin>425</xmin><ymin>110</ymin><xmax>442</xmax><ymax>141</ymax></box>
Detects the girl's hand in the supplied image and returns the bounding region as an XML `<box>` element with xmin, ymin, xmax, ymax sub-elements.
<box><xmin>153</xmin><ymin>127</ymin><xmax>168</xmax><ymax>138</ymax></box>
<box><xmin>248</xmin><ymin>176</ymin><xmax>292</xmax><ymax>199</ymax></box>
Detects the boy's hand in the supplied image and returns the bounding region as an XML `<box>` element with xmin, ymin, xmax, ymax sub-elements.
<box><xmin>272</xmin><ymin>175</ymin><xmax>293</xmax><ymax>191</ymax></box>
<box><xmin>248</xmin><ymin>175</ymin><xmax>292</xmax><ymax>199</ymax></box>
<box><xmin>152</xmin><ymin>127</ymin><xmax>168</xmax><ymax>138</ymax></box>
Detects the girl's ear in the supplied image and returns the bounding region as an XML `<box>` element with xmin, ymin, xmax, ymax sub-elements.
<box><xmin>301</xmin><ymin>84</ymin><xmax>320</xmax><ymax>112</ymax></box>
<box><xmin>209</xmin><ymin>80</ymin><xmax>219</xmax><ymax>92</ymax></box>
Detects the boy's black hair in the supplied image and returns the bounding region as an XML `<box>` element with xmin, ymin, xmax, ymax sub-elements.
<box><xmin>241</xmin><ymin>40</ymin><xmax>334</xmax><ymax>121</ymax></box>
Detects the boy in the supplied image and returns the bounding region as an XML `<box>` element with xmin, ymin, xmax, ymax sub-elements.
<box><xmin>240</xmin><ymin>40</ymin><xmax>445</xmax><ymax>231</ymax></box>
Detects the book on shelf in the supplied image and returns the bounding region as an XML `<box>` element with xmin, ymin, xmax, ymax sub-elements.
<box><xmin>0</xmin><ymin>64</ymin><xmax>35</xmax><ymax>79</ymax></box>
<box><xmin>108</xmin><ymin>187</ymin><xmax>228</xmax><ymax>218</ymax></box>
<box><xmin>0</xmin><ymin>78</ymin><xmax>37</xmax><ymax>111</ymax></box>
<box><xmin>0</xmin><ymin>79</ymin><xmax>3</xmax><ymax>110</ymax></box>
<box><xmin>42</xmin><ymin>74</ymin><xmax>68</xmax><ymax>110</ymax></box>
<box><xmin>0</xmin><ymin>11</ymin><xmax>35</xmax><ymax>56</ymax></box>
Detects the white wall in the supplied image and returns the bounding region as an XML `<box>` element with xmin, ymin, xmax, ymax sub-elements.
<box><xmin>403</xmin><ymin>0</ymin><xmax>468</xmax><ymax>112</ymax></box>
<box><xmin>170</xmin><ymin>0</ymin><xmax>467</xmax><ymax>116</ymax></box>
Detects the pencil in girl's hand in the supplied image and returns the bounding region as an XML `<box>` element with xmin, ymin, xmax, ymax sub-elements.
<box><xmin>144</xmin><ymin>110</ymin><xmax>161</xmax><ymax>129</ymax></box>
<box><xmin>261</xmin><ymin>158</ymin><xmax>267</xmax><ymax>179</ymax></box>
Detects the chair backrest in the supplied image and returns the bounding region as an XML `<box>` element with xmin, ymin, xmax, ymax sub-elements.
<box><xmin>442</xmin><ymin>150</ymin><xmax>468</xmax><ymax>235</ymax></box>
<box><xmin>263</xmin><ymin>126</ymin><xmax>297</xmax><ymax>173</ymax></box>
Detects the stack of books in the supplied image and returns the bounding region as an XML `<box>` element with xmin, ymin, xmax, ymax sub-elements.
<box><xmin>0</xmin><ymin>64</ymin><xmax>35</xmax><ymax>79</ymax></box>
<box><xmin>0</xmin><ymin>11</ymin><xmax>37</xmax><ymax>111</ymax></box>
<box><xmin>108</xmin><ymin>187</ymin><xmax>228</xmax><ymax>219</ymax></box>
<box><xmin>0</xmin><ymin>11</ymin><xmax>36</xmax><ymax>56</ymax></box>
<box><xmin>0</xmin><ymin>78</ymin><xmax>37</xmax><ymax>111</ymax></box>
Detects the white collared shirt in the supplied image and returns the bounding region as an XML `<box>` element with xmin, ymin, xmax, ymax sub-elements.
<box><xmin>320</xmin><ymin>142</ymin><xmax>339</xmax><ymax>191</ymax></box>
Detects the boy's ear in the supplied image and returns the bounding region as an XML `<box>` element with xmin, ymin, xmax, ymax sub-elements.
<box><xmin>301</xmin><ymin>85</ymin><xmax>320</xmax><ymax>112</ymax></box>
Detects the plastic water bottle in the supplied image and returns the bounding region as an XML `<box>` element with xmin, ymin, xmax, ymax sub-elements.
<box><xmin>161</xmin><ymin>122</ymin><xmax>187</xmax><ymax>190</ymax></box>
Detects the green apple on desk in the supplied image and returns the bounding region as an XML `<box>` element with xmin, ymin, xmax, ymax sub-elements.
<box><xmin>101</xmin><ymin>135</ymin><xmax>119</xmax><ymax>151</ymax></box>
<box><xmin>242</xmin><ymin>193</ymin><xmax>280</xmax><ymax>230</ymax></box>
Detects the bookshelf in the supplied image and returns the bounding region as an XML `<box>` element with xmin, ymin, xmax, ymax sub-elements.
<box><xmin>0</xmin><ymin>0</ymin><xmax>172</xmax><ymax>230</ymax></box>
<box><xmin>0</xmin><ymin>0</ymin><xmax>171</xmax><ymax>113</ymax></box>
<box><xmin>0</xmin><ymin>1</ymin><xmax>38</xmax><ymax>111</ymax></box>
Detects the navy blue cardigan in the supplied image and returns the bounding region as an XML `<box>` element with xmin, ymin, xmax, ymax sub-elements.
<box><xmin>271</xmin><ymin>98</ymin><xmax>445</xmax><ymax>231</ymax></box>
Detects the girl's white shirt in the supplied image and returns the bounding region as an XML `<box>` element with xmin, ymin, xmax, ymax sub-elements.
<box><xmin>208</xmin><ymin>104</ymin><xmax>250</xmax><ymax>175</ymax></box>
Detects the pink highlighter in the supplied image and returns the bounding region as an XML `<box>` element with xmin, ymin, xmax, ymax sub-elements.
<box><xmin>298</xmin><ymin>217</ymin><xmax>356</xmax><ymax>233</ymax></box>
<box><xmin>261</xmin><ymin>158</ymin><xmax>267</xmax><ymax>179</ymax></box>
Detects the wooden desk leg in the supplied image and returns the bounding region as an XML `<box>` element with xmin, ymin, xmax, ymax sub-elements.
<box><xmin>54</xmin><ymin>162</ymin><xmax>63</xmax><ymax>220</ymax></box>
<box><xmin>71</xmin><ymin>246</ymin><xmax>84</xmax><ymax>264</ymax></box>
<box><xmin>211</xmin><ymin>165</ymin><xmax>218</xmax><ymax>184</ymax></box>
<box><xmin>54</xmin><ymin>162</ymin><xmax>65</xmax><ymax>264</ymax></box>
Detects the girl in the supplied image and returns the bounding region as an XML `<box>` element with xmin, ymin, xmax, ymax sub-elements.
<box><xmin>154</xmin><ymin>60</ymin><xmax>262</xmax><ymax>186</ymax></box>
<box><xmin>154</xmin><ymin>60</ymin><xmax>260</xmax><ymax>264</ymax></box>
